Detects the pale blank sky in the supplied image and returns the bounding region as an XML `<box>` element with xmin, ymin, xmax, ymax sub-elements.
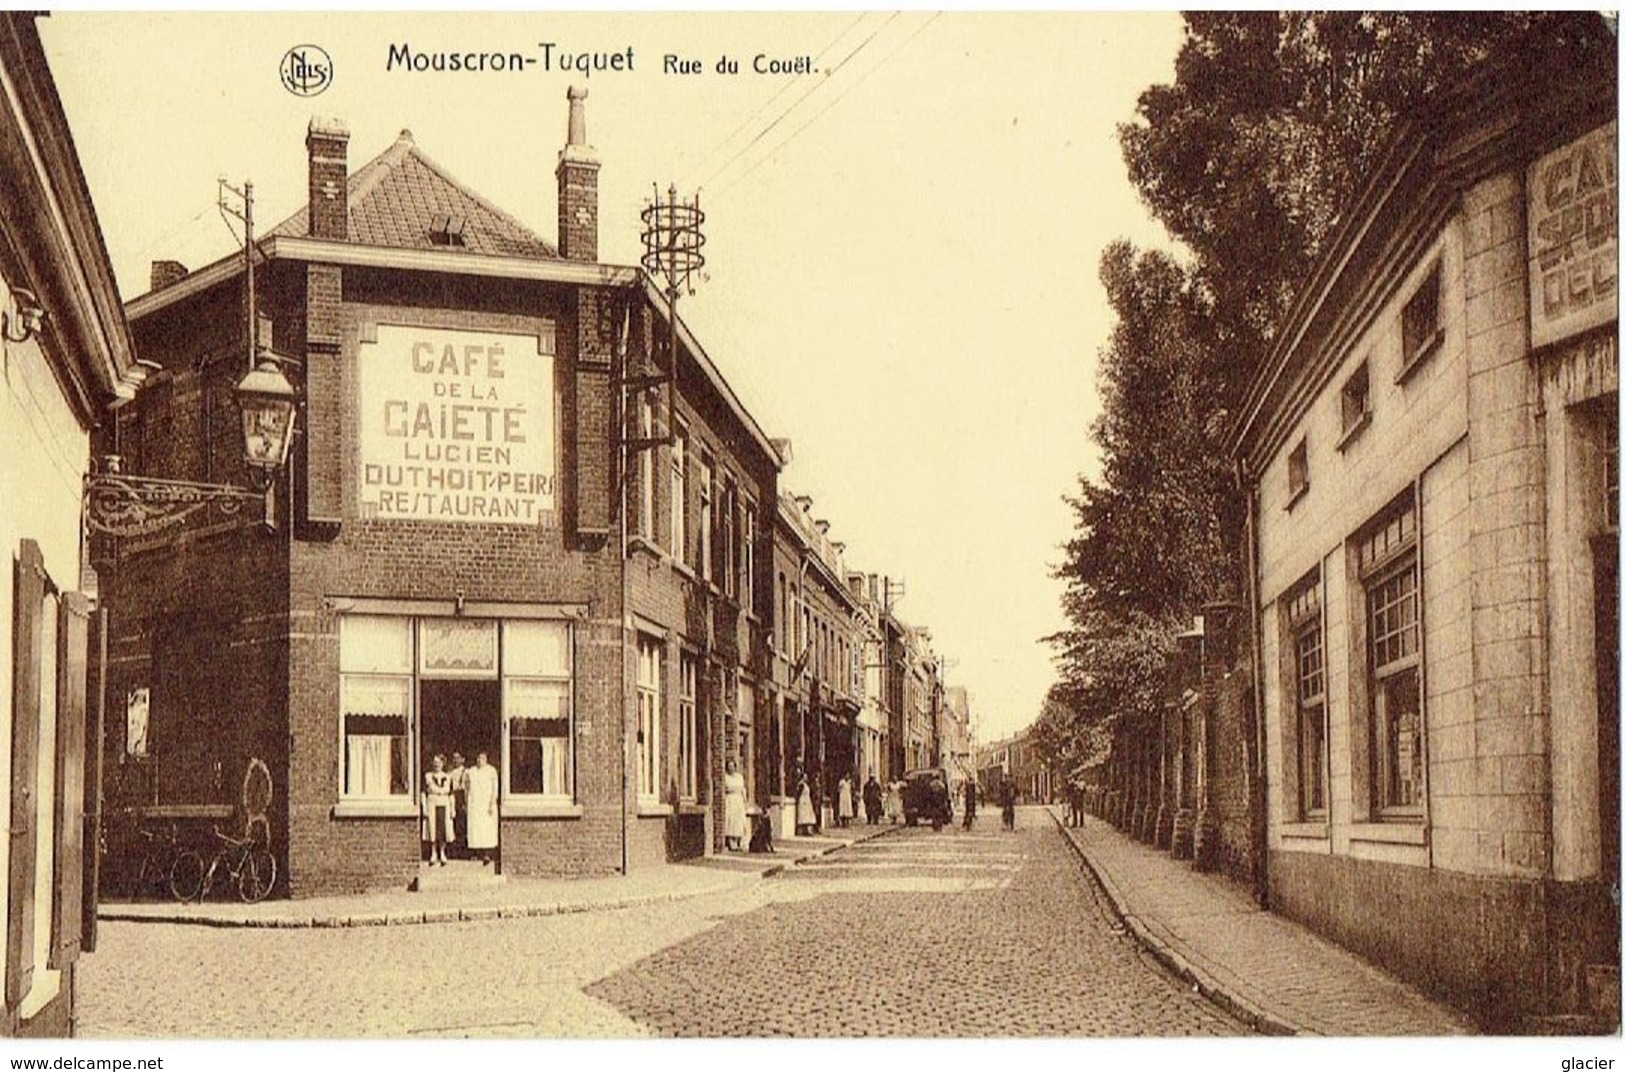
<box><xmin>39</xmin><ymin>11</ymin><xmax>1184</xmax><ymax>744</ymax></box>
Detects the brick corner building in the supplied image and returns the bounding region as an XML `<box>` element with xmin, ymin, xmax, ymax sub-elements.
<box><xmin>97</xmin><ymin>90</ymin><xmax>786</xmax><ymax>897</ymax></box>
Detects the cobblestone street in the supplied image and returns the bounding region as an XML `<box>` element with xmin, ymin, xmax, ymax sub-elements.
<box><xmin>77</xmin><ymin>809</ymin><xmax>1246</xmax><ymax>1038</ymax></box>
<box><xmin>587</xmin><ymin>811</ymin><xmax>1247</xmax><ymax>1036</ymax></box>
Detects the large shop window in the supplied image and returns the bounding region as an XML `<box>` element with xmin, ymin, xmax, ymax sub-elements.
<box><xmin>339</xmin><ymin>615</ymin><xmax>577</xmax><ymax>804</ymax></box>
<box><xmin>340</xmin><ymin>616</ymin><xmax>413</xmax><ymax>799</ymax></box>
<box><xmin>636</xmin><ymin>635</ymin><xmax>663</xmax><ymax>802</ymax></box>
<box><xmin>502</xmin><ymin>621</ymin><xmax>574</xmax><ymax>800</ymax></box>
<box><xmin>1358</xmin><ymin>497</ymin><xmax>1424</xmax><ymax>817</ymax></box>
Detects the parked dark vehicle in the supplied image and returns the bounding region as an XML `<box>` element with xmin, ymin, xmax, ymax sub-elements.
<box><xmin>901</xmin><ymin>768</ymin><xmax>954</xmax><ymax>830</ymax></box>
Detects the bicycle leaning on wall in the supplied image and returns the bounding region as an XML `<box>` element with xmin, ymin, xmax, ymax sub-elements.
<box><xmin>169</xmin><ymin>826</ymin><xmax>277</xmax><ymax>903</ymax></box>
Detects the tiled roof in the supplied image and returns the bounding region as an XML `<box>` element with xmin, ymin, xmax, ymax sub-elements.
<box><xmin>268</xmin><ymin>129</ymin><xmax>557</xmax><ymax>259</ymax></box>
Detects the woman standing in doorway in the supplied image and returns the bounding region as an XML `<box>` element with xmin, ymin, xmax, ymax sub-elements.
<box><xmin>465</xmin><ymin>751</ymin><xmax>499</xmax><ymax>866</ymax></box>
<box><xmin>423</xmin><ymin>754</ymin><xmax>454</xmax><ymax>867</ymax></box>
<box><xmin>723</xmin><ymin>758</ymin><xmax>747</xmax><ymax>852</ymax></box>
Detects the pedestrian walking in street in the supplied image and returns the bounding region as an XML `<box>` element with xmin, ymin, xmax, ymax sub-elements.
<box><xmin>962</xmin><ymin>778</ymin><xmax>978</xmax><ymax>829</ymax></box>
<box><xmin>447</xmin><ymin>751</ymin><xmax>468</xmax><ymax>859</ymax></box>
<box><xmin>723</xmin><ymin>758</ymin><xmax>747</xmax><ymax>852</ymax></box>
<box><xmin>1000</xmin><ymin>777</ymin><xmax>1017</xmax><ymax>832</ymax></box>
<box><xmin>794</xmin><ymin>770</ymin><xmax>816</xmax><ymax>836</ymax></box>
<box><xmin>863</xmin><ymin>775</ymin><xmax>883</xmax><ymax>825</ymax></box>
<box><xmin>836</xmin><ymin>773</ymin><xmax>855</xmax><ymax>829</ymax></box>
<box><xmin>885</xmin><ymin>779</ymin><xmax>904</xmax><ymax>824</ymax></box>
<box><xmin>465</xmin><ymin>751</ymin><xmax>499</xmax><ymax>866</ymax></box>
<box><xmin>422</xmin><ymin>754</ymin><xmax>454</xmax><ymax>866</ymax></box>
<box><xmin>1067</xmin><ymin>780</ymin><xmax>1086</xmax><ymax>828</ymax></box>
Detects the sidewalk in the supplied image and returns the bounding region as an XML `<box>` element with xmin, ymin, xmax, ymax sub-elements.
<box><xmin>99</xmin><ymin>824</ymin><xmax>895</xmax><ymax>930</ymax></box>
<box><xmin>1048</xmin><ymin>807</ymin><xmax>1478</xmax><ymax>1036</ymax></box>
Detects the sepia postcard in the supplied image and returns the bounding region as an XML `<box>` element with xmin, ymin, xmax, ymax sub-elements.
<box><xmin>0</xmin><ymin>10</ymin><xmax>1617</xmax><ymax>1070</ymax></box>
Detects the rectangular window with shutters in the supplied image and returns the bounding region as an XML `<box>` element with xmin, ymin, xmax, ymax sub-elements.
<box><xmin>7</xmin><ymin>541</ymin><xmax>92</xmax><ymax>1007</ymax></box>
<box><xmin>502</xmin><ymin>621</ymin><xmax>574</xmax><ymax>800</ymax></box>
<box><xmin>9</xmin><ymin>540</ymin><xmax>47</xmax><ymax>1010</ymax></box>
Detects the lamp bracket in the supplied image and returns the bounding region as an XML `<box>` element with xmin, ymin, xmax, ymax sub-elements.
<box><xmin>84</xmin><ymin>470</ymin><xmax>267</xmax><ymax>539</ymax></box>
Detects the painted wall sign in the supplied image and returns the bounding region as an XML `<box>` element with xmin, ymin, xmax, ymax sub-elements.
<box><xmin>1528</xmin><ymin>121</ymin><xmax>1617</xmax><ymax>349</ymax></box>
<box><xmin>358</xmin><ymin>324</ymin><xmax>556</xmax><ymax>523</ymax></box>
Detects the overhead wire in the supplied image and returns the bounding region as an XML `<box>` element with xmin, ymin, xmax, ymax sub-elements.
<box><xmin>696</xmin><ymin>11</ymin><xmax>903</xmax><ymax>194</ymax></box>
<box><xmin>676</xmin><ymin>11</ymin><xmax>872</xmax><ymax>187</ymax></box>
<box><xmin>710</xmin><ymin>11</ymin><xmax>943</xmax><ymax>203</ymax></box>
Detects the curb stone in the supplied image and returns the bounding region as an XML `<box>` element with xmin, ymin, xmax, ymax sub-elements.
<box><xmin>1045</xmin><ymin>807</ymin><xmax>1299</xmax><ymax>1037</ymax></box>
<box><xmin>96</xmin><ymin>827</ymin><xmax>893</xmax><ymax>930</ymax></box>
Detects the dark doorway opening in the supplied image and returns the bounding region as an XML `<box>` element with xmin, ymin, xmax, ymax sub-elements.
<box><xmin>420</xmin><ymin>678</ymin><xmax>500</xmax><ymax>863</ymax></box>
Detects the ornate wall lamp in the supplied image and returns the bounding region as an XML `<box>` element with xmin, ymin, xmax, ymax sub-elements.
<box><xmin>84</xmin><ymin>174</ymin><xmax>297</xmax><ymax>539</ymax></box>
<box><xmin>83</xmin><ymin>346</ymin><xmax>297</xmax><ymax>538</ymax></box>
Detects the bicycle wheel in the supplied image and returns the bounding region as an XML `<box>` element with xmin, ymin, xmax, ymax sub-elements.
<box><xmin>169</xmin><ymin>851</ymin><xmax>206</xmax><ymax>903</ymax></box>
<box><xmin>237</xmin><ymin>849</ymin><xmax>276</xmax><ymax>903</ymax></box>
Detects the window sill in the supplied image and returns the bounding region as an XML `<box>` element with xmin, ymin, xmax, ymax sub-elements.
<box><xmin>1395</xmin><ymin>329</ymin><xmax>1444</xmax><ymax>385</ymax></box>
<box><xmin>1335</xmin><ymin>411</ymin><xmax>1372</xmax><ymax>452</ymax></box>
<box><xmin>636</xmin><ymin>801</ymin><xmax>674</xmax><ymax>818</ymax></box>
<box><xmin>501</xmin><ymin>800</ymin><xmax>584</xmax><ymax>820</ymax></box>
<box><xmin>677</xmin><ymin>801</ymin><xmax>708</xmax><ymax>817</ymax></box>
<box><xmin>671</xmin><ymin>559</ymin><xmax>698</xmax><ymax>583</ymax></box>
<box><xmin>1279</xmin><ymin>820</ymin><xmax>1329</xmax><ymax>840</ymax></box>
<box><xmin>626</xmin><ymin>535</ymin><xmax>663</xmax><ymax>562</ymax></box>
<box><xmin>332</xmin><ymin>800</ymin><xmax>417</xmax><ymax>820</ymax></box>
<box><xmin>1284</xmin><ymin>481</ymin><xmax>1310</xmax><ymax>512</ymax></box>
<box><xmin>1349</xmin><ymin>820</ymin><xmax>1427</xmax><ymax>846</ymax></box>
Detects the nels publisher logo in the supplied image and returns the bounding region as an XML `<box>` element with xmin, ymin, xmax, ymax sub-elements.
<box><xmin>280</xmin><ymin>45</ymin><xmax>333</xmax><ymax>97</ymax></box>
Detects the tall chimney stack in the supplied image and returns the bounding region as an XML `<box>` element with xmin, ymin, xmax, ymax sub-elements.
<box><xmin>556</xmin><ymin>86</ymin><xmax>599</xmax><ymax>262</ymax></box>
<box><xmin>306</xmin><ymin>117</ymin><xmax>350</xmax><ymax>240</ymax></box>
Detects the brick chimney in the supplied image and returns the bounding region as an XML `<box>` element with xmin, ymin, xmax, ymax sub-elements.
<box><xmin>555</xmin><ymin>86</ymin><xmax>599</xmax><ymax>262</ymax></box>
<box><xmin>149</xmin><ymin>260</ymin><xmax>188</xmax><ymax>291</ymax></box>
<box><xmin>306</xmin><ymin>117</ymin><xmax>350</xmax><ymax>240</ymax></box>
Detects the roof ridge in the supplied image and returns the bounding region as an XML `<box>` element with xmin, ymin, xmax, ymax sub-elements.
<box><xmin>403</xmin><ymin>138</ymin><xmax>557</xmax><ymax>256</ymax></box>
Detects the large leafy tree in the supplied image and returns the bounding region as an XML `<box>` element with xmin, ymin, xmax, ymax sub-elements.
<box><xmin>1049</xmin><ymin>13</ymin><xmax>1610</xmax><ymax>748</ymax></box>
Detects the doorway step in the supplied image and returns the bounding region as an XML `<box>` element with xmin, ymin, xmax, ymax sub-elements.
<box><xmin>412</xmin><ymin>859</ymin><xmax>507</xmax><ymax>893</ymax></box>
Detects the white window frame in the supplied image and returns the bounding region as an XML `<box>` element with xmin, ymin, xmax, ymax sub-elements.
<box><xmin>502</xmin><ymin>620</ymin><xmax>575</xmax><ymax>802</ymax></box>
<box><xmin>678</xmin><ymin>652</ymin><xmax>699</xmax><ymax>802</ymax></box>
<box><xmin>338</xmin><ymin>615</ymin><xmax>415</xmax><ymax>802</ymax></box>
<box><xmin>635</xmin><ymin>395</ymin><xmax>655</xmax><ymax>541</ymax></box>
<box><xmin>670</xmin><ymin>424</ymin><xmax>687</xmax><ymax>561</ymax></box>
<box><xmin>637</xmin><ymin>634</ymin><xmax>663</xmax><ymax>802</ymax></box>
<box><xmin>698</xmin><ymin>456</ymin><xmax>714</xmax><ymax>581</ymax></box>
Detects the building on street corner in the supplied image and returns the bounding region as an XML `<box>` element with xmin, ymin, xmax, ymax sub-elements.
<box><xmin>0</xmin><ymin>11</ymin><xmax>145</xmax><ymax>1035</ymax></box>
<box><xmin>1229</xmin><ymin>36</ymin><xmax>1616</xmax><ymax>1030</ymax></box>
<box><xmin>94</xmin><ymin>90</ymin><xmax>790</xmax><ymax>895</ymax></box>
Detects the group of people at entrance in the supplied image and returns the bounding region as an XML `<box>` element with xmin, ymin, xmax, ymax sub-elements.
<box><xmin>422</xmin><ymin>751</ymin><xmax>498</xmax><ymax>867</ymax></box>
